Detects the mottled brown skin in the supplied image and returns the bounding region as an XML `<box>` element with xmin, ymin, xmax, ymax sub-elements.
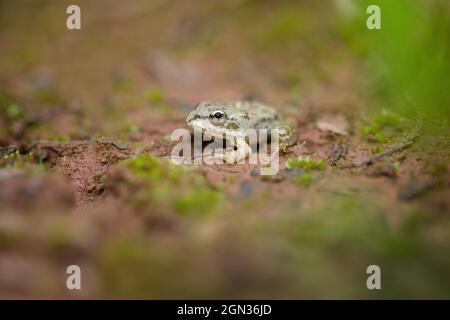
<box><xmin>186</xmin><ymin>101</ymin><xmax>296</xmax><ymax>163</ymax></box>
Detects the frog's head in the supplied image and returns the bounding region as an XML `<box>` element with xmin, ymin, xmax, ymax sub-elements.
<box><xmin>186</xmin><ymin>101</ymin><xmax>249</xmax><ymax>137</ymax></box>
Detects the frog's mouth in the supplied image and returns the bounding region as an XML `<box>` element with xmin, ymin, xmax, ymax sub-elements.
<box><xmin>185</xmin><ymin>118</ymin><xmax>238</xmax><ymax>152</ymax></box>
<box><xmin>187</xmin><ymin>118</ymin><xmax>230</xmax><ymax>137</ymax></box>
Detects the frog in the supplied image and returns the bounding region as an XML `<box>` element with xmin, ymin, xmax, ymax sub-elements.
<box><xmin>186</xmin><ymin>100</ymin><xmax>296</xmax><ymax>163</ymax></box>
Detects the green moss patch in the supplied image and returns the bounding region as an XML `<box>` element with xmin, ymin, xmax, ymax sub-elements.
<box><xmin>286</xmin><ymin>156</ymin><xmax>325</xmax><ymax>171</ymax></box>
<box><xmin>119</xmin><ymin>154</ymin><xmax>222</xmax><ymax>216</ymax></box>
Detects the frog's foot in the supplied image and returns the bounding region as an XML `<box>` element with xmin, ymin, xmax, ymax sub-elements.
<box><xmin>274</xmin><ymin>125</ymin><xmax>297</xmax><ymax>153</ymax></box>
<box><xmin>207</xmin><ymin>138</ymin><xmax>252</xmax><ymax>164</ymax></box>
<box><xmin>223</xmin><ymin>145</ymin><xmax>252</xmax><ymax>164</ymax></box>
<box><xmin>280</xmin><ymin>140</ymin><xmax>296</xmax><ymax>153</ymax></box>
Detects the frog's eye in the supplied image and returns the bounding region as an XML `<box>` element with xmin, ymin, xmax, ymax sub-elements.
<box><xmin>210</xmin><ymin>110</ymin><xmax>225</xmax><ymax>121</ymax></box>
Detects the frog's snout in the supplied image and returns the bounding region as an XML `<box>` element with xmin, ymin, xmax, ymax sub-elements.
<box><xmin>186</xmin><ymin>111</ymin><xmax>200</xmax><ymax>124</ymax></box>
<box><xmin>186</xmin><ymin>112</ymin><xmax>194</xmax><ymax>125</ymax></box>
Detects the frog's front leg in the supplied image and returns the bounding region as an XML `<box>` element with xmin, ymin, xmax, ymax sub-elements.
<box><xmin>204</xmin><ymin>137</ymin><xmax>250</xmax><ymax>164</ymax></box>
<box><xmin>221</xmin><ymin>137</ymin><xmax>252</xmax><ymax>163</ymax></box>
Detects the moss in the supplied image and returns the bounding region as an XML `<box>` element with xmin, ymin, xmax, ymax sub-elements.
<box><xmin>360</xmin><ymin>123</ymin><xmax>379</xmax><ymax>137</ymax></box>
<box><xmin>1</xmin><ymin>150</ymin><xmax>45</xmax><ymax>173</ymax></box>
<box><xmin>286</xmin><ymin>156</ymin><xmax>324</xmax><ymax>187</ymax></box>
<box><xmin>0</xmin><ymin>89</ymin><xmax>16</xmax><ymax>113</ymax></box>
<box><xmin>361</xmin><ymin>123</ymin><xmax>392</xmax><ymax>142</ymax></box>
<box><xmin>121</xmin><ymin>122</ymin><xmax>141</xmax><ymax>135</ymax></box>
<box><xmin>125</xmin><ymin>153</ymin><xmax>183</xmax><ymax>183</ymax></box>
<box><xmin>371</xmin><ymin>145</ymin><xmax>384</xmax><ymax>154</ymax></box>
<box><xmin>44</xmin><ymin>220</ymin><xmax>73</xmax><ymax>251</ymax></box>
<box><xmin>175</xmin><ymin>188</ymin><xmax>222</xmax><ymax>215</ymax></box>
<box><xmin>99</xmin><ymin>235</ymin><xmax>175</xmax><ymax>298</ymax></box>
<box><xmin>293</xmin><ymin>173</ymin><xmax>315</xmax><ymax>187</ymax></box>
<box><xmin>33</xmin><ymin>88</ymin><xmax>63</xmax><ymax>105</ymax></box>
<box><xmin>361</xmin><ymin>110</ymin><xmax>408</xmax><ymax>143</ymax></box>
<box><xmin>426</xmin><ymin>161</ymin><xmax>448</xmax><ymax>177</ymax></box>
<box><xmin>103</xmin><ymin>236</ymin><xmax>150</xmax><ymax>266</ymax></box>
<box><xmin>0</xmin><ymin>89</ymin><xmax>26</xmax><ymax>131</ymax></box>
<box><xmin>121</xmin><ymin>154</ymin><xmax>222</xmax><ymax>215</ymax></box>
<box><xmin>282</xmin><ymin>195</ymin><xmax>427</xmax><ymax>263</ymax></box>
<box><xmin>54</xmin><ymin>134</ymin><xmax>71</xmax><ymax>142</ymax></box>
<box><xmin>5</xmin><ymin>103</ymin><xmax>25</xmax><ymax>119</ymax></box>
<box><xmin>373</xmin><ymin>110</ymin><xmax>402</xmax><ymax>127</ymax></box>
<box><xmin>286</xmin><ymin>156</ymin><xmax>325</xmax><ymax>171</ymax></box>
<box><xmin>374</xmin><ymin>133</ymin><xmax>390</xmax><ymax>143</ymax></box>
<box><xmin>112</xmin><ymin>73</ymin><xmax>134</xmax><ymax>92</ymax></box>
<box><xmin>145</xmin><ymin>88</ymin><xmax>165</xmax><ymax>105</ymax></box>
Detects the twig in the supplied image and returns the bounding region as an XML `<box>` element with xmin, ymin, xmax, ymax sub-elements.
<box><xmin>343</xmin><ymin>133</ymin><xmax>419</xmax><ymax>169</ymax></box>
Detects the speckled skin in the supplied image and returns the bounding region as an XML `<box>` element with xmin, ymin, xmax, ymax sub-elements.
<box><xmin>186</xmin><ymin>100</ymin><xmax>296</xmax><ymax>163</ymax></box>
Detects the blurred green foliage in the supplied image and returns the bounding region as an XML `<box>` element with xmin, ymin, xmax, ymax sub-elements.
<box><xmin>144</xmin><ymin>88</ymin><xmax>165</xmax><ymax>105</ymax></box>
<box><xmin>123</xmin><ymin>154</ymin><xmax>222</xmax><ymax>215</ymax></box>
<box><xmin>292</xmin><ymin>172</ymin><xmax>315</xmax><ymax>187</ymax></box>
<box><xmin>341</xmin><ymin>0</ymin><xmax>450</xmax><ymax>130</ymax></box>
<box><xmin>253</xmin><ymin>195</ymin><xmax>450</xmax><ymax>298</ymax></box>
<box><xmin>252</xmin><ymin>8</ymin><xmax>306</xmax><ymax>49</ymax></box>
<box><xmin>0</xmin><ymin>89</ymin><xmax>24</xmax><ymax>121</ymax></box>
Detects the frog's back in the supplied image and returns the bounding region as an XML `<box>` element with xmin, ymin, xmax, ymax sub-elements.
<box><xmin>234</xmin><ymin>101</ymin><xmax>280</xmax><ymax>130</ymax></box>
<box><xmin>239</xmin><ymin>101</ymin><xmax>297</xmax><ymax>149</ymax></box>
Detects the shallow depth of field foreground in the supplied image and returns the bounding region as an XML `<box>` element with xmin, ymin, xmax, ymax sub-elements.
<box><xmin>0</xmin><ymin>0</ymin><xmax>449</xmax><ymax>299</ymax></box>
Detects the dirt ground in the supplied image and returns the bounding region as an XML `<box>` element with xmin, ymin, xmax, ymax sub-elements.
<box><xmin>0</xmin><ymin>1</ymin><xmax>449</xmax><ymax>299</ymax></box>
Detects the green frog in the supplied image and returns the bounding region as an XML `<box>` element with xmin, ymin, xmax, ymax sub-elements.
<box><xmin>186</xmin><ymin>100</ymin><xmax>296</xmax><ymax>163</ymax></box>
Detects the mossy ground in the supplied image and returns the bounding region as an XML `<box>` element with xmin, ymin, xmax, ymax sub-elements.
<box><xmin>0</xmin><ymin>0</ymin><xmax>449</xmax><ymax>299</ymax></box>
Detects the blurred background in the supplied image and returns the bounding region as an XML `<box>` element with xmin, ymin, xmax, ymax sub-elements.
<box><xmin>0</xmin><ymin>0</ymin><xmax>449</xmax><ymax>298</ymax></box>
